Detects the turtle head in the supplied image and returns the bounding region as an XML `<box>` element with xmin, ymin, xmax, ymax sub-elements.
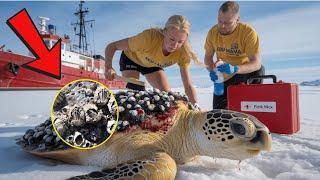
<box><xmin>193</xmin><ymin>109</ymin><xmax>272</xmax><ymax>160</ymax></box>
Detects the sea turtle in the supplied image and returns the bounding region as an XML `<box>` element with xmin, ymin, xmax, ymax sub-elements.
<box><xmin>17</xmin><ymin>89</ymin><xmax>272</xmax><ymax>179</ymax></box>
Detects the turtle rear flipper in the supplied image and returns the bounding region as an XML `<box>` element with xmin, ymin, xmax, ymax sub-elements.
<box><xmin>68</xmin><ymin>152</ymin><xmax>177</xmax><ymax>180</ymax></box>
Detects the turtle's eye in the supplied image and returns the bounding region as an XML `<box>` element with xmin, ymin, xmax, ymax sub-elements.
<box><xmin>230</xmin><ymin>118</ymin><xmax>256</xmax><ymax>140</ymax></box>
<box><xmin>231</xmin><ymin>123</ymin><xmax>246</xmax><ymax>135</ymax></box>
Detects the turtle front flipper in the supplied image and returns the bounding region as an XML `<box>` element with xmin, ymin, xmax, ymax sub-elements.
<box><xmin>68</xmin><ymin>152</ymin><xmax>177</xmax><ymax>180</ymax></box>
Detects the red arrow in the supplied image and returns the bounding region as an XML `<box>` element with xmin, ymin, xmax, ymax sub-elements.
<box><xmin>6</xmin><ymin>9</ymin><xmax>61</xmax><ymax>79</ymax></box>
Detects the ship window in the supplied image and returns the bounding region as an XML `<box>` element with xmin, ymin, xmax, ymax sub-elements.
<box><xmin>61</xmin><ymin>43</ymin><xmax>65</xmax><ymax>50</ymax></box>
<box><xmin>44</xmin><ymin>40</ymin><xmax>51</xmax><ymax>48</ymax></box>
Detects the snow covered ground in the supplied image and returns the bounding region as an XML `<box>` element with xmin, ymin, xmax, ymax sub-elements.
<box><xmin>0</xmin><ymin>84</ymin><xmax>319</xmax><ymax>180</ymax></box>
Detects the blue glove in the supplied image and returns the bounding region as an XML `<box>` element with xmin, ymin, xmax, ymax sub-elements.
<box><xmin>217</xmin><ymin>63</ymin><xmax>239</xmax><ymax>74</ymax></box>
<box><xmin>209</xmin><ymin>71</ymin><xmax>218</xmax><ymax>82</ymax></box>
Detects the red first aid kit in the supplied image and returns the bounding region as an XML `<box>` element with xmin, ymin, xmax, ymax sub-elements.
<box><xmin>228</xmin><ymin>75</ymin><xmax>300</xmax><ymax>134</ymax></box>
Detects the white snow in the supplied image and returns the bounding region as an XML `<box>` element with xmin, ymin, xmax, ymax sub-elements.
<box><xmin>0</xmin><ymin>85</ymin><xmax>320</xmax><ymax>179</ymax></box>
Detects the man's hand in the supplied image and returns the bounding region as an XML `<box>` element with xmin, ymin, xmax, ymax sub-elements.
<box><xmin>209</xmin><ymin>71</ymin><xmax>218</xmax><ymax>82</ymax></box>
<box><xmin>217</xmin><ymin>63</ymin><xmax>239</xmax><ymax>74</ymax></box>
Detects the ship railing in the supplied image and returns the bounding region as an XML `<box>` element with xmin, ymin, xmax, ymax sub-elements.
<box><xmin>68</xmin><ymin>48</ymin><xmax>92</xmax><ymax>57</ymax></box>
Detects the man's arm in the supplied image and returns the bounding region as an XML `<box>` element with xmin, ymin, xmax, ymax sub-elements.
<box><xmin>236</xmin><ymin>53</ymin><xmax>261</xmax><ymax>74</ymax></box>
<box><xmin>236</xmin><ymin>27</ymin><xmax>262</xmax><ymax>74</ymax></box>
<box><xmin>180</xmin><ymin>66</ymin><xmax>197</xmax><ymax>104</ymax></box>
<box><xmin>218</xmin><ymin>54</ymin><xmax>261</xmax><ymax>75</ymax></box>
<box><xmin>204</xmin><ymin>50</ymin><xmax>215</xmax><ymax>71</ymax></box>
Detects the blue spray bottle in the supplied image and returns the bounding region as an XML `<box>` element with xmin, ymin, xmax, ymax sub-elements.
<box><xmin>213</xmin><ymin>61</ymin><xmax>224</xmax><ymax>96</ymax></box>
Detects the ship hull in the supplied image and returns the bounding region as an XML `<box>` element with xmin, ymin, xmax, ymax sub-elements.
<box><xmin>0</xmin><ymin>51</ymin><xmax>126</xmax><ymax>90</ymax></box>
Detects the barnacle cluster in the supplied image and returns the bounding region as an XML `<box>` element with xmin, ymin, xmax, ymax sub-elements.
<box><xmin>52</xmin><ymin>80</ymin><xmax>118</xmax><ymax>148</ymax></box>
<box><xmin>115</xmin><ymin>88</ymin><xmax>191</xmax><ymax>131</ymax></box>
<box><xmin>16</xmin><ymin>118</ymin><xmax>67</xmax><ymax>152</ymax></box>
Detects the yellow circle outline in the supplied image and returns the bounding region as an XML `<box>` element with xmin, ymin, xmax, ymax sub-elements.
<box><xmin>50</xmin><ymin>78</ymin><xmax>119</xmax><ymax>150</ymax></box>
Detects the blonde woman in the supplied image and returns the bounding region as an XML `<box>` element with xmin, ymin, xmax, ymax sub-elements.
<box><xmin>105</xmin><ymin>15</ymin><xmax>199</xmax><ymax>107</ymax></box>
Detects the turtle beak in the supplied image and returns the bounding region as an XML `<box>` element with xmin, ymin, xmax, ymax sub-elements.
<box><xmin>245</xmin><ymin>119</ymin><xmax>272</xmax><ymax>152</ymax></box>
<box><xmin>246</xmin><ymin>128</ymin><xmax>272</xmax><ymax>152</ymax></box>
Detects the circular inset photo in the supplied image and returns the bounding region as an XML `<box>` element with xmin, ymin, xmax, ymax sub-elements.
<box><xmin>51</xmin><ymin>79</ymin><xmax>118</xmax><ymax>149</ymax></box>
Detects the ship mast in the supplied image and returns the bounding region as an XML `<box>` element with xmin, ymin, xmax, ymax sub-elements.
<box><xmin>72</xmin><ymin>1</ymin><xmax>94</xmax><ymax>55</ymax></box>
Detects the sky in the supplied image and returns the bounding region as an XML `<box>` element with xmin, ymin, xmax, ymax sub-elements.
<box><xmin>1</xmin><ymin>1</ymin><xmax>320</xmax><ymax>87</ymax></box>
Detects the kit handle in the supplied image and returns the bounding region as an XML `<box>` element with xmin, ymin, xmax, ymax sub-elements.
<box><xmin>247</xmin><ymin>75</ymin><xmax>277</xmax><ymax>84</ymax></box>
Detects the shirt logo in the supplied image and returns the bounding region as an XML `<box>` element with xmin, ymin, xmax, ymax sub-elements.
<box><xmin>145</xmin><ymin>57</ymin><xmax>174</xmax><ymax>68</ymax></box>
<box><xmin>217</xmin><ymin>42</ymin><xmax>241</xmax><ymax>56</ymax></box>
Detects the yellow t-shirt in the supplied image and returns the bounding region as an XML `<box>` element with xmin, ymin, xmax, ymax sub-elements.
<box><xmin>204</xmin><ymin>22</ymin><xmax>260</xmax><ymax>81</ymax></box>
<box><xmin>124</xmin><ymin>28</ymin><xmax>190</xmax><ymax>68</ymax></box>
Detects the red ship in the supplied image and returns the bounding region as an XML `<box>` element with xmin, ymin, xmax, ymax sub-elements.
<box><xmin>0</xmin><ymin>1</ymin><xmax>126</xmax><ymax>90</ymax></box>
